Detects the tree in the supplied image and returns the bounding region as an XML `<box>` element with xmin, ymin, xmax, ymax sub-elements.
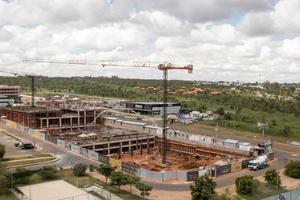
<box><xmin>97</xmin><ymin>164</ymin><xmax>115</xmax><ymax>184</ymax></box>
<box><xmin>190</xmin><ymin>174</ymin><xmax>216</xmax><ymax>200</ymax></box>
<box><xmin>235</xmin><ymin>175</ymin><xmax>256</xmax><ymax>195</ymax></box>
<box><xmin>282</xmin><ymin>125</ymin><xmax>291</xmax><ymax>136</ymax></box>
<box><xmin>40</xmin><ymin>166</ymin><xmax>59</xmax><ymax>180</ymax></box>
<box><xmin>215</xmin><ymin>107</ymin><xmax>225</xmax><ymax>116</ymax></box>
<box><xmin>264</xmin><ymin>169</ymin><xmax>281</xmax><ymax>186</ymax></box>
<box><xmin>126</xmin><ymin>175</ymin><xmax>140</xmax><ymax>193</ymax></box>
<box><xmin>0</xmin><ymin>144</ymin><xmax>5</xmax><ymax>160</ymax></box>
<box><xmin>73</xmin><ymin>163</ymin><xmax>87</xmax><ymax>177</ymax></box>
<box><xmin>110</xmin><ymin>171</ymin><xmax>127</xmax><ymax>190</ymax></box>
<box><xmin>285</xmin><ymin>161</ymin><xmax>300</xmax><ymax>178</ymax></box>
<box><xmin>135</xmin><ymin>182</ymin><xmax>152</xmax><ymax>200</ymax></box>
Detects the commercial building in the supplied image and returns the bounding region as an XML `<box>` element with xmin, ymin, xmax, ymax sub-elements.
<box><xmin>125</xmin><ymin>101</ymin><xmax>181</xmax><ymax>115</ymax></box>
<box><xmin>0</xmin><ymin>85</ymin><xmax>20</xmax><ymax>103</ymax></box>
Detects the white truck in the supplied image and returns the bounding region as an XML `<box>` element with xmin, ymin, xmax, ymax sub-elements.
<box><xmin>248</xmin><ymin>154</ymin><xmax>268</xmax><ymax>171</ymax></box>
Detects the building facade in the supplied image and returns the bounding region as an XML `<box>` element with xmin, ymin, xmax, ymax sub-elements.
<box><xmin>126</xmin><ymin>101</ymin><xmax>181</xmax><ymax>115</ymax></box>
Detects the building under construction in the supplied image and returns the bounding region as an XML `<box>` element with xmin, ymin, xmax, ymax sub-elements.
<box><xmin>0</xmin><ymin>106</ymin><xmax>104</xmax><ymax>134</ymax></box>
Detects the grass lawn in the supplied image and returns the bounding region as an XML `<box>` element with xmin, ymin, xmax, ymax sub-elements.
<box><xmin>3</xmin><ymin>153</ymin><xmax>56</xmax><ymax>168</ymax></box>
<box><xmin>239</xmin><ymin>182</ymin><xmax>287</xmax><ymax>200</ymax></box>
<box><xmin>0</xmin><ymin>193</ymin><xmax>18</xmax><ymax>200</ymax></box>
<box><xmin>59</xmin><ymin>169</ymin><xmax>143</xmax><ymax>200</ymax></box>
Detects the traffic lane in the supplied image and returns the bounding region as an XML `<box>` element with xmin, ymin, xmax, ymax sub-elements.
<box><xmin>0</xmin><ymin>125</ymin><xmax>97</xmax><ymax>167</ymax></box>
<box><xmin>0</xmin><ymin>131</ymin><xmax>37</xmax><ymax>156</ymax></box>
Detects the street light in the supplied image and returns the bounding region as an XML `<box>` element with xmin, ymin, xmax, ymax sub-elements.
<box><xmin>257</xmin><ymin>122</ymin><xmax>269</xmax><ymax>138</ymax></box>
<box><xmin>28</xmin><ymin>169</ymin><xmax>45</xmax><ymax>200</ymax></box>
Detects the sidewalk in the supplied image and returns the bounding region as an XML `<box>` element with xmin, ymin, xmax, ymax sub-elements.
<box><xmin>88</xmin><ymin>171</ymin><xmax>192</xmax><ymax>200</ymax></box>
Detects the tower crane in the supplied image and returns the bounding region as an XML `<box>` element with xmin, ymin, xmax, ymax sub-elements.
<box><xmin>23</xmin><ymin>58</ymin><xmax>193</xmax><ymax>164</ymax></box>
<box><xmin>0</xmin><ymin>69</ymin><xmax>43</xmax><ymax>107</ymax></box>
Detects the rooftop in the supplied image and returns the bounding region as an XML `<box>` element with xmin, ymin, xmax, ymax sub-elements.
<box><xmin>128</xmin><ymin>101</ymin><xmax>180</xmax><ymax>105</ymax></box>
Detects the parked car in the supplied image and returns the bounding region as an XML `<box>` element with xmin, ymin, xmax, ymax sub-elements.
<box><xmin>15</xmin><ymin>140</ymin><xmax>35</xmax><ymax>150</ymax></box>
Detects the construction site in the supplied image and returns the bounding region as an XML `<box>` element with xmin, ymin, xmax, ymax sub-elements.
<box><xmin>0</xmin><ymin>61</ymin><xmax>271</xmax><ymax>182</ymax></box>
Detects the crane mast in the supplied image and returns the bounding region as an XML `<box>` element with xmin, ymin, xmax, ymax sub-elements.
<box><xmin>22</xmin><ymin>58</ymin><xmax>193</xmax><ymax>164</ymax></box>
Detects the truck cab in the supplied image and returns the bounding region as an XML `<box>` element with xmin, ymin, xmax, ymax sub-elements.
<box><xmin>248</xmin><ymin>155</ymin><xmax>268</xmax><ymax>171</ymax></box>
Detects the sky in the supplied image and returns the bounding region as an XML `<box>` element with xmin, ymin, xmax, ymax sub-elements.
<box><xmin>0</xmin><ymin>0</ymin><xmax>300</xmax><ymax>82</ymax></box>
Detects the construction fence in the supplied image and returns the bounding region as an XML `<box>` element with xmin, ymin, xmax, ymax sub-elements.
<box><xmin>0</xmin><ymin>118</ymin><xmax>271</xmax><ymax>182</ymax></box>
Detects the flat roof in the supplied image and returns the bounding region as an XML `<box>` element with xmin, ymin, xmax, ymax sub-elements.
<box><xmin>128</xmin><ymin>101</ymin><xmax>180</xmax><ymax>105</ymax></box>
<box><xmin>0</xmin><ymin>85</ymin><xmax>20</xmax><ymax>88</ymax></box>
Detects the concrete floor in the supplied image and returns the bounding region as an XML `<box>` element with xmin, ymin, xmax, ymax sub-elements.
<box><xmin>18</xmin><ymin>180</ymin><xmax>98</xmax><ymax>200</ymax></box>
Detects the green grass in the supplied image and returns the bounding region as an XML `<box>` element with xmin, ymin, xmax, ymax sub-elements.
<box><xmin>238</xmin><ymin>182</ymin><xmax>287</xmax><ymax>200</ymax></box>
<box><xmin>3</xmin><ymin>153</ymin><xmax>54</xmax><ymax>161</ymax></box>
<box><xmin>59</xmin><ymin>169</ymin><xmax>143</xmax><ymax>200</ymax></box>
<box><xmin>0</xmin><ymin>193</ymin><xmax>18</xmax><ymax>200</ymax></box>
<box><xmin>2</xmin><ymin>154</ymin><xmax>56</xmax><ymax>168</ymax></box>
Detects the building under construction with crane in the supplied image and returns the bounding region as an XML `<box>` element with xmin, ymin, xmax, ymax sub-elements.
<box><xmin>0</xmin><ymin>60</ymin><xmax>260</xmax><ymax>182</ymax></box>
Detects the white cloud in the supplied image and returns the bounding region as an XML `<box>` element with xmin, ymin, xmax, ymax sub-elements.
<box><xmin>0</xmin><ymin>0</ymin><xmax>300</xmax><ymax>82</ymax></box>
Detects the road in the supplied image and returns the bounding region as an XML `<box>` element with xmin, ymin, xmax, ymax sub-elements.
<box><xmin>0</xmin><ymin>125</ymin><xmax>97</xmax><ymax>170</ymax></box>
<box><xmin>1</xmin><ymin>123</ymin><xmax>299</xmax><ymax>191</ymax></box>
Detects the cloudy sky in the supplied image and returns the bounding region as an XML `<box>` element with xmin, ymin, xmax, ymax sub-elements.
<box><xmin>0</xmin><ymin>0</ymin><xmax>300</xmax><ymax>82</ymax></box>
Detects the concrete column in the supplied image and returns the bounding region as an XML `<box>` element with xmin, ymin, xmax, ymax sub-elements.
<box><xmin>46</xmin><ymin>118</ymin><xmax>49</xmax><ymax>128</ymax></box>
<box><xmin>70</xmin><ymin>117</ymin><xmax>73</xmax><ymax>131</ymax></box>
<box><xmin>77</xmin><ymin>111</ymin><xmax>80</xmax><ymax>130</ymax></box>
<box><xmin>147</xmin><ymin>137</ymin><xmax>150</xmax><ymax>154</ymax></box>
<box><xmin>84</xmin><ymin>110</ymin><xmax>87</xmax><ymax>129</ymax></box>
<box><xmin>107</xmin><ymin>142</ymin><xmax>110</xmax><ymax>155</ymax></box>
<box><xmin>93</xmin><ymin>143</ymin><xmax>95</xmax><ymax>151</ymax></box>
<box><xmin>59</xmin><ymin>118</ymin><xmax>62</xmax><ymax>132</ymax></box>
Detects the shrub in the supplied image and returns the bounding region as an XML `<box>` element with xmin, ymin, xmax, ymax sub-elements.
<box><xmin>13</xmin><ymin>168</ymin><xmax>31</xmax><ymax>185</ymax></box>
<box><xmin>73</xmin><ymin>163</ymin><xmax>87</xmax><ymax>177</ymax></box>
<box><xmin>264</xmin><ymin>169</ymin><xmax>281</xmax><ymax>186</ymax></box>
<box><xmin>89</xmin><ymin>164</ymin><xmax>95</xmax><ymax>172</ymax></box>
<box><xmin>235</xmin><ymin>175</ymin><xmax>256</xmax><ymax>195</ymax></box>
<box><xmin>40</xmin><ymin>167</ymin><xmax>59</xmax><ymax>180</ymax></box>
<box><xmin>285</xmin><ymin>161</ymin><xmax>300</xmax><ymax>178</ymax></box>
<box><xmin>0</xmin><ymin>175</ymin><xmax>9</xmax><ymax>194</ymax></box>
<box><xmin>190</xmin><ymin>174</ymin><xmax>216</xmax><ymax>200</ymax></box>
<box><xmin>0</xmin><ymin>144</ymin><xmax>5</xmax><ymax>160</ymax></box>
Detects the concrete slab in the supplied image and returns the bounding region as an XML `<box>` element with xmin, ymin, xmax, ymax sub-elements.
<box><xmin>18</xmin><ymin>180</ymin><xmax>99</xmax><ymax>200</ymax></box>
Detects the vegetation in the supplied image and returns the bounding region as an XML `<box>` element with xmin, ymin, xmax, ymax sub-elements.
<box><xmin>0</xmin><ymin>144</ymin><xmax>5</xmax><ymax>160</ymax></box>
<box><xmin>60</xmin><ymin>169</ymin><xmax>143</xmax><ymax>200</ymax></box>
<box><xmin>73</xmin><ymin>163</ymin><xmax>87</xmax><ymax>177</ymax></box>
<box><xmin>1</xmin><ymin>76</ymin><xmax>299</xmax><ymax>140</ymax></box>
<box><xmin>235</xmin><ymin>175</ymin><xmax>256</xmax><ymax>195</ymax></box>
<box><xmin>264</xmin><ymin>169</ymin><xmax>281</xmax><ymax>186</ymax></box>
<box><xmin>210</xmin><ymin>189</ymin><xmax>242</xmax><ymax>200</ymax></box>
<box><xmin>190</xmin><ymin>174</ymin><xmax>216</xmax><ymax>200</ymax></box>
<box><xmin>39</xmin><ymin>166</ymin><xmax>59</xmax><ymax>180</ymax></box>
<box><xmin>97</xmin><ymin>163</ymin><xmax>115</xmax><ymax>184</ymax></box>
<box><xmin>285</xmin><ymin>161</ymin><xmax>300</xmax><ymax>178</ymax></box>
<box><xmin>110</xmin><ymin>171</ymin><xmax>128</xmax><ymax>190</ymax></box>
<box><xmin>135</xmin><ymin>182</ymin><xmax>152</xmax><ymax>200</ymax></box>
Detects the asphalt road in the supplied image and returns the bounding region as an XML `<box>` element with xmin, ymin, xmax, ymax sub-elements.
<box><xmin>1</xmin><ymin>124</ymin><xmax>299</xmax><ymax>191</ymax></box>
<box><xmin>0</xmin><ymin>125</ymin><xmax>97</xmax><ymax>171</ymax></box>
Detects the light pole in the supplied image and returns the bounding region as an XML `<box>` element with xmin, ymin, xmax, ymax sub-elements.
<box><xmin>29</xmin><ymin>169</ymin><xmax>45</xmax><ymax>200</ymax></box>
<box><xmin>257</xmin><ymin>122</ymin><xmax>268</xmax><ymax>138</ymax></box>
